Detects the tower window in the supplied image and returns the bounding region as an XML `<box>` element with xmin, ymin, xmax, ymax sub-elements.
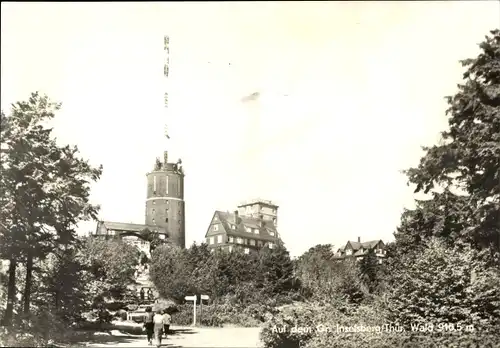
<box><xmin>165</xmin><ymin>209</ymin><xmax>168</xmax><ymax>214</ymax></box>
<box><xmin>166</xmin><ymin>176</ymin><xmax>169</xmax><ymax>195</ymax></box>
<box><xmin>165</xmin><ymin>218</ymin><xmax>168</xmax><ymax>223</ymax></box>
<box><xmin>152</xmin><ymin>218</ymin><xmax>156</xmax><ymax>224</ymax></box>
<box><xmin>166</xmin><ymin>200</ymin><xmax>169</xmax><ymax>205</ymax></box>
<box><xmin>153</xmin><ymin>176</ymin><xmax>157</xmax><ymax>192</ymax></box>
<box><xmin>153</xmin><ymin>201</ymin><xmax>156</xmax><ymax>205</ymax></box>
<box><xmin>152</xmin><ymin>209</ymin><xmax>155</xmax><ymax>214</ymax></box>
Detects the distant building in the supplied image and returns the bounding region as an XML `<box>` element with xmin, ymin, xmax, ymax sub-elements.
<box><xmin>92</xmin><ymin>150</ymin><xmax>186</xmax><ymax>253</ymax></box>
<box><xmin>334</xmin><ymin>237</ymin><xmax>387</xmax><ymax>263</ymax></box>
<box><xmin>204</xmin><ymin>199</ymin><xmax>281</xmax><ymax>254</ymax></box>
<box><xmin>94</xmin><ymin>221</ymin><xmax>167</xmax><ymax>257</ymax></box>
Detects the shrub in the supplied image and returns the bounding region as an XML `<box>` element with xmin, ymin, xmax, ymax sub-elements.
<box><xmin>386</xmin><ymin>239</ymin><xmax>500</xmax><ymax>332</ymax></box>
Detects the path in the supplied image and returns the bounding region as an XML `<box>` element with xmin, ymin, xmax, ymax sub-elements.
<box><xmin>84</xmin><ymin>325</ymin><xmax>263</xmax><ymax>348</ymax></box>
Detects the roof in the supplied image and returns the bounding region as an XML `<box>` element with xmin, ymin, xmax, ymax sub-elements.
<box><xmin>207</xmin><ymin>211</ymin><xmax>279</xmax><ymax>242</ymax></box>
<box><xmin>98</xmin><ymin>221</ymin><xmax>167</xmax><ymax>234</ymax></box>
<box><xmin>238</xmin><ymin>198</ymin><xmax>278</xmax><ymax>208</ymax></box>
<box><xmin>337</xmin><ymin>240</ymin><xmax>384</xmax><ymax>253</ymax></box>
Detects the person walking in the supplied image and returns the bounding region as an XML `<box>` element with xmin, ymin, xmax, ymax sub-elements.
<box><xmin>153</xmin><ymin>309</ymin><xmax>165</xmax><ymax>347</ymax></box>
<box><xmin>162</xmin><ymin>309</ymin><xmax>171</xmax><ymax>339</ymax></box>
<box><xmin>143</xmin><ymin>306</ymin><xmax>154</xmax><ymax>345</ymax></box>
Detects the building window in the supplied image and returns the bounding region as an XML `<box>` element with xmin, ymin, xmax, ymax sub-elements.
<box><xmin>210</xmin><ymin>237</ymin><xmax>214</xmax><ymax>245</ymax></box>
<box><xmin>217</xmin><ymin>235</ymin><xmax>223</xmax><ymax>243</ymax></box>
<box><xmin>213</xmin><ymin>225</ymin><xmax>219</xmax><ymax>232</ymax></box>
<box><xmin>269</xmin><ymin>231</ymin><xmax>275</xmax><ymax>236</ymax></box>
<box><xmin>166</xmin><ymin>176</ymin><xmax>169</xmax><ymax>194</ymax></box>
<box><xmin>254</xmin><ymin>228</ymin><xmax>259</xmax><ymax>234</ymax></box>
<box><xmin>257</xmin><ymin>241</ymin><xmax>262</xmax><ymax>247</ymax></box>
<box><xmin>228</xmin><ymin>236</ymin><xmax>234</xmax><ymax>243</ymax></box>
<box><xmin>245</xmin><ymin>226</ymin><xmax>251</xmax><ymax>233</ymax></box>
<box><xmin>230</xmin><ymin>224</ymin><xmax>236</xmax><ymax>230</ymax></box>
<box><xmin>153</xmin><ymin>200</ymin><xmax>156</xmax><ymax>205</ymax></box>
<box><xmin>152</xmin><ymin>209</ymin><xmax>156</xmax><ymax>214</ymax></box>
<box><xmin>228</xmin><ymin>246</ymin><xmax>233</xmax><ymax>252</ymax></box>
<box><xmin>153</xmin><ymin>176</ymin><xmax>157</xmax><ymax>192</ymax></box>
<box><xmin>236</xmin><ymin>237</ymin><xmax>243</xmax><ymax>244</ymax></box>
<box><xmin>214</xmin><ymin>215</ymin><xmax>218</xmax><ymax>221</ymax></box>
<box><xmin>159</xmin><ymin>234</ymin><xmax>165</xmax><ymax>240</ymax></box>
<box><xmin>273</xmin><ymin>218</ymin><xmax>276</xmax><ymax>224</ymax></box>
<box><xmin>268</xmin><ymin>242</ymin><xmax>274</xmax><ymax>249</ymax></box>
<box><xmin>244</xmin><ymin>248</ymin><xmax>250</xmax><ymax>254</ymax></box>
<box><xmin>250</xmin><ymin>239</ymin><xmax>256</xmax><ymax>246</ymax></box>
<box><xmin>166</xmin><ymin>200</ymin><xmax>169</xmax><ymax>205</ymax></box>
<box><xmin>109</xmin><ymin>230</ymin><xmax>116</xmax><ymax>236</ymax></box>
<box><xmin>346</xmin><ymin>249</ymin><xmax>352</xmax><ymax>256</ymax></box>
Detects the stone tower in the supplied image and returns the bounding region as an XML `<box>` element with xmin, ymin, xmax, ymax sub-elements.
<box><xmin>145</xmin><ymin>151</ymin><xmax>185</xmax><ymax>248</ymax></box>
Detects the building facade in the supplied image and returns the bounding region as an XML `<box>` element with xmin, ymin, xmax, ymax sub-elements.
<box><xmin>145</xmin><ymin>151</ymin><xmax>185</xmax><ymax>248</ymax></box>
<box><xmin>204</xmin><ymin>199</ymin><xmax>280</xmax><ymax>254</ymax></box>
<box><xmin>333</xmin><ymin>237</ymin><xmax>387</xmax><ymax>263</ymax></box>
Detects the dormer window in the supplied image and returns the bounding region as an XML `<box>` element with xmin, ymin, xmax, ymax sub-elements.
<box><xmin>269</xmin><ymin>231</ymin><xmax>275</xmax><ymax>236</ymax></box>
<box><xmin>346</xmin><ymin>249</ymin><xmax>352</xmax><ymax>256</ymax></box>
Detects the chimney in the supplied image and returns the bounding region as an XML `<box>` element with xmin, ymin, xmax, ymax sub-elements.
<box><xmin>357</xmin><ymin>236</ymin><xmax>361</xmax><ymax>243</ymax></box>
<box><xmin>234</xmin><ymin>210</ymin><xmax>239</xmax><ymax>225</ymax></box>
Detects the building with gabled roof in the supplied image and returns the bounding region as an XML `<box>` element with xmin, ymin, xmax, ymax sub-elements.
<box><xmin>204</xmin><ymin>199</ymin><xmax>281</xmax><ymax>254</ymax></box>
<box><xmin>94</xmin><ymin>221</ymin><xmax>168</xmax><ymax>257</ymax></box>
<box><xmin>334</xmin><ymin>237</ymin><xmax>387</xmax><ymax>263</ymax></box>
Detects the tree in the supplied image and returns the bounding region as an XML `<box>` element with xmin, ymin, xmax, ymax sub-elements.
<box><xmin>358</xmin><ymin>250</ymin><xmax>381</xmax><ymax>294</ymax></box>
<box><xmin>258</xmin><ymin>245</ymin><xmax>297</xmax><ymax>298</ymax></box>
<box><xmin>149</xmin><ymin>243</ymin><xmax>192</xmax><ymax>303</ymax></box>
<box><xmin>0</xmin><ymin>93</ymin><xmax>102</xmax><ymax>324</ymax></box>
<box><xmin>294</xmin><ymin>244</ymin><xmax>336</xmax><ymax>299</ymax></box>
<box><xmin>32</xmin><ymin>246</ymin><xmax>92</xmax><ymax>323</ymax></box>
<box><xmin>81</xmin><ymin>237</ymin><xmax>139</xmax><ymax>303</ymax></box>
<box><xmin>395</xmin><ymin>30</ymin><xmax>500</xmax><ymax>259</ymax></box>
<box><xmin>140</xmin><ymin>228</ymin><xmax>163</xmax><ymax>253</ymax></box>
<box><xmin>387</xmin><ymin>238</ymin><xmax>500</xmax><ymax>332</ymax></box>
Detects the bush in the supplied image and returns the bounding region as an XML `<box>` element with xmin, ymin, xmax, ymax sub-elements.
<box><xmin>0</xmin><ymin>311</ymin><xmax>74</xmax><ymax>347</ymax></box>
<box><xmin>172</xmin><ymin>302</ymin><xmax>271</xmax><ymax>328</ymax></box>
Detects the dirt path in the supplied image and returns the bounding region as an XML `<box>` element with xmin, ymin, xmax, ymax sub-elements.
<box><xmin>84</xmin><ymin>325</ymin><xmax>263</xmax><ymax>348</ymax></box>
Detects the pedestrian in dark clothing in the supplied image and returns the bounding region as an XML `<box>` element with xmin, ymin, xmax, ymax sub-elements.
<box><xmin>162</xmin><ymin>309</ymin><xmax>171</xmax><ymax>338</ymax></box>
<box><xmin>143</xmin><ymin>306</ymin><xmax>154</xmax><ymax>345</ymax></box>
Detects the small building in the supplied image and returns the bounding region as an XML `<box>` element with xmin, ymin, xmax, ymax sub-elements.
<box><xmin>334</xmin><ymin>237</ymin><xmax>387</xmax><ymax>263</ymax></box>
<box><xmin>204</xmin><ymin>199</ymin><xmax>281</xmax><ymax>254</ymax></box>
<box><xmin>93</xmin><ymin>221</ymin><xmax>168</xmax><ymax>257</ymax></box>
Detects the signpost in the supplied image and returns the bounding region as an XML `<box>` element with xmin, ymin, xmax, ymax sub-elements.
<box><xmin>185</xmin><ymin>295</ymin><xmax>197</xmax><ymax>326</ymax></box>
<box><xmin>200</xmin><ymin>295</ymin><xmax>210</xmax><ymax>324</ymax></box>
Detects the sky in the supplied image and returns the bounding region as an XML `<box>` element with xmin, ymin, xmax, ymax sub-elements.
<box><xmin>1</xmin><ymin>2</ymin><xmax>499</xmax><ymax>257</ymax></box>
